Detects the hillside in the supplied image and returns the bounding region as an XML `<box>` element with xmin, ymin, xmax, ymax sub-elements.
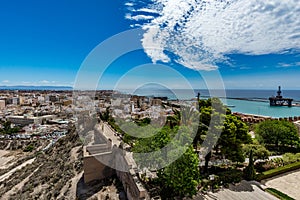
<box><xmin>0</xmin><ymin>128</ymin><xmax>125</xmax><ymax>200</ymax></box>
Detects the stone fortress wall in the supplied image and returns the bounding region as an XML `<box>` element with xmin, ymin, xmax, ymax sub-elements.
<box><xmin>83</xmin><ymin>121</ymin><xmax>150</xmax><ymax>200</ymax></box>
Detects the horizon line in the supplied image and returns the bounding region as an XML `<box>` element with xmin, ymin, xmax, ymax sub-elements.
<box><xmin>0</xmin><ymin>85</ymin><xmax>299</xmax><ymax>91</ymax></box>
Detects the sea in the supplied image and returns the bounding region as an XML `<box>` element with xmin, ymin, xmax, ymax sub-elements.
<box><xmin>0</xmin><ymin>86</ymin><xmax>73</xmax><ymax>91</ymax></box>
<box><xmin>2</xmin><ymin>86</ymin><xmax>300</xmax><ymax>118</ymax></box>
<box><xmin>127</xmin><ymin>89</ymin><xmax>300</xmax><ymax>118</ymax></box>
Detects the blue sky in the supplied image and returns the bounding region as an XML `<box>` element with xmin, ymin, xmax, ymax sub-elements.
<box><xmin>0</xmin><ymin>0</ymin><xmax>299</xmax><ymax>90</ymax></box>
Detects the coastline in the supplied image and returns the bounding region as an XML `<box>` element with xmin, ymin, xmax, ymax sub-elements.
<box><xmin>233</xmin><ymin>112</ymin><xmax>300</xmax><ymax>124</ymax></box>
<box><xmin>203</xmin><ymin>96</ymin><xmax>300</xmax><ymax>104</ymax></box>
<box><xmin>118</xmin><ymin>90</ymin><xmax>300</xmax><ymax>118</ymax></box>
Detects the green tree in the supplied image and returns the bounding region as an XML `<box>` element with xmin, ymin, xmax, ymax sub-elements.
<box><xmin>99</xmin><ymin>107</ymin><xmax>110</xmax><ymax>121</ymax></box>
<box><xmin>132</xmin><ymin>122</ymin><xmax>200</xmax><ymax>198</ymax></box>
<box><xmin>243</xmin><ymin>144</ymin><xmax>270</xmax><ymax>161</ymax></box>
<box><xmin>24</xmin><ymin>144</ymin><xmax>35</xmax><ymax>152</ymax></box>
<box><xmin>132</xmin><ymin>126</ymin><xmax>172</xmax><ymax>154</ymax></box>
<box><xmin>243</xmin><ymin>150</ymin><xmax>256</xmax><ymax>180</ymax></box>
<box><xmin>135</xmin><ymin>117</ymin><xmax>151</xmax><ymax>126</ymax></box>
<box><xmin>194</xmin><ymin>99</ymin><xmax>251</xmax><ymax>171</ymax></box>
<box><xmin>195</xmin><ymin>103</ymin><xmax>219</xmax><ymax>172</ymax></box>
<box><xmin>166</xmin><ymin>114</ymin><xmax>179</xmax><ymax>129</ymax></box>
<box><xmin>133</xmin><ymin>125</ymin><xmax>194</xmax><ymax>169</ymax></box>
<box><xmin>158</xmin><ymin>146</ymin><xmax>200</xmax><ymax>198</ymax></box>
<box><xmin>255</xmin><ymin>120</ymin><xmax>300</xmax><ymax>151</ymax></box>
<box><xmin>0</xmin><ymin>121</ymin><xmax>20</xmax><ymax>135</ymax></box>
<box><xmin>218</xmin><ymin>114</ymin><xmax>251</xmax><ymax>163</ymax></box>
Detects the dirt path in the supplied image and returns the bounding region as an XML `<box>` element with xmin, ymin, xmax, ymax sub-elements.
<box><xmin>69</xmin><ymin>171</ymin><xmax>84</xmax><ymax>199</ymax></box>
<box><xmin>0</xmin><ymin>158</ymin><xmax>35</xmax><ymax>182</ymax></box>
<box><xmin>70</xmin><ymin>146</ymin><xmax>81</xmax><ymax>162</ymax></box>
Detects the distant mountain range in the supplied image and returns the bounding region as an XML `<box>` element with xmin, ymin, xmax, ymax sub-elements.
<box><xmin>0</xmin><ymin>85</ymin><xmax>73</xmax><ymax>91</ymax></box>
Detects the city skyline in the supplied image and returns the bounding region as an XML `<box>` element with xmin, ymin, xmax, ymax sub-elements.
<box><xmin>0</xmin><ymin>0</ymin><xmax>299</xmax><ymax>89</ymax></box>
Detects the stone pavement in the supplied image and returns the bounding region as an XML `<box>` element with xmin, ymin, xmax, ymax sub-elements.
<box><xmin>263</xmin><ymin>169</ymin><xmax>300</xmax><ymax>200</ymax></box>
<box><xmin>203</xmin><ymin>180</ymin><xmax>278</xmax><ymax>200</ymax></box>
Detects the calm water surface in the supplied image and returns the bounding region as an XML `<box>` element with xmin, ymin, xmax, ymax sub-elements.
<box><xmin>129</xmin><ymin>89</ymin><xmax>300</xmax><ymax>118</ymax></box>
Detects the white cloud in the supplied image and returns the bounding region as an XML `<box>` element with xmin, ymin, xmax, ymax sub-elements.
<box><xmin>125</xmin><ymin>2</ymin><xmax>134</xmax><ymax>7</ymax></box>
<box><xmin>21</xmin><ymin>81</ymin><xmax>32</xmax><ymax>85</ymax></box>
<box><xmin>277</xmin><ymin>62</ymin><xmax>300</xmax><ymax>68</ymax></box>
<box><xmin>40</xmin><ymin>80</ymin><xmax>50</xmax><ymax>84</ymax></box>
<box><xmin>125</xmin><ymin>14</ymin><xmax>155</xmax><ymax>21</ymax></box>
<box><xmin>277</xmin><ymin>63</ymin><xmax>293</xmax><ymax>68</ymax></box>
<box><xmin>2</xmin><ymin>80</ymin><xmax>9</xmax><ymax>83</ymax></box>
<box><xmin>137</xmin><ymin>8</ymin><xmax>159</xmax><ymax>14</ymax></box>
<box><xmin>126</xmin><ymin>0</ymin><xmax>300</xmax><ymax>71</ymax></box>
<box><xmin>130</xmin><ymin>24</ymin><xmax>143</xmax><ymax>28</ymax></box>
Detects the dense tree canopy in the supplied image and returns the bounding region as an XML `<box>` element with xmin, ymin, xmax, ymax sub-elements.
<box><xmin>255</xmin><ymin>120</ymin><xmax>300</xmax><ymax>151</ymax></box>
<box><xmin>218</xmin><ymin>114</ymin><xmax>252</xmax><ymax>163</ymax></box>
<box><xmin>106</xmin><ymin>97</ymin><xmax>254</xmax><ymax>196</ymax></box>
<box><xmin>131</xmin><ymin>109</ymin><xmax>199</xmax><ymax>197</ymax></box>
<box><xmin>132</xmin><ymin>125</ymin><xmax>194</xmax><ymax>169</ymax></box>
<box><xmin>194</xmin><ymin>98</ymin><xmax>251</xmax><ymax>168</ymax></box>
<box><xmin>158</xmin><ymin>146</ymin><xmax>200</xmax><ymax>198</ymax></box>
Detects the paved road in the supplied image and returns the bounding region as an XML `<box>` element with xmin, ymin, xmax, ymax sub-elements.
<box><xmin>263</xmin><ymin>169</ymin><xmax>300</xmax><ymax>200</ymax></box>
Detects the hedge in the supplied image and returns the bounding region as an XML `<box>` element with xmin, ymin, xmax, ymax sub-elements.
<box><xmin>216</xmin><ymin>169</ymin><xmax>243</xmax><ymax>184</ymax></box>
<box><xmin>265</xmin><ymin>188</ymin><xmax>295</xmax><ymax>200</ymax></box>
<box><xmin>256</xmin><ymin>161</ymin><xmax>300</xmax><ymax>181</ymax></box>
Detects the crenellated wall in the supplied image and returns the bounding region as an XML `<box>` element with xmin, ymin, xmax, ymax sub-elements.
<box><xmin>233</xmin><ymin>112</ymin><xmax>300</xmax><ymax>124</ymax></box>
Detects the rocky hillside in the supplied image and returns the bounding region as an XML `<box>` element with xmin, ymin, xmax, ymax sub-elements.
<box><xmin>0</xmin><ymin>128</ymin><xmax>83</xmax><ymax>199</ymax></box>
<box><xmin>0</xmin><ymin>140</ymin><xmax>47</xmax><ymax>152</ymax></box>
<box><xmin>0</xmin><ymin>127</ymin><xmax>126</xmax><ymax>200</ymax></box>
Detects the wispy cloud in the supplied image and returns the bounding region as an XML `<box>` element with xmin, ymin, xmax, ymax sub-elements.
<box><xmin>126</xmin><ymin>0</ymin><xmax>300</xmax><ymax>71</ymax></box>
<box><xmin>239</xmin><ymin>66</ymin><xmax>251</xmax><ymax>70</ymax></box>
<box><xmin>277</xmin><ymin>62</ymin><xmax>300</xmax><ymax>68</ymax></box>
<box><xmin>2</xmin><ymin>80</ymin><xmax>9</xmax><ymax>83</ymax></box>
<box><xmin>40</xmin><ymin>80</ymin><xmax>50</xmax><ymax>84</ymax></box>
<box><xmin>137</xmin><ymin>8</ymin><xmax>159</xmax><ymax>14</ymax></box>
<box><xmin>21</xmin><ymin>81</ymin><xmax>32</xmax><ymax>85</ymax></box>
<box><xmin>125</xmin><ymin>2</ymin><xmax>134</xmax><ymax>7</ymax></box>
<box><xmin>125</xmin><ymin>14</ymin><xmax>155</xmax><ymax>21</ymax></box>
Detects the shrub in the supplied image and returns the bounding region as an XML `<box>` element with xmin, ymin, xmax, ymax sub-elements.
<box><xmin>257</xmin><ymin>161</ymin><xmax>300</xmax><ymax>181</ymax></box>
<box><xmin>282</xmin><ymin>153</ymin><xmax>300</xmax><ymax>164</ymax></box>
<box><xmin>216</xmin><ymin>169</ymin><xmax>243</xmax><ymax>185</ymax></box>
<box><xmin>24</xmin><ymin>144</ymin><xmax>34</xmax><ymax>152</ymax></box>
